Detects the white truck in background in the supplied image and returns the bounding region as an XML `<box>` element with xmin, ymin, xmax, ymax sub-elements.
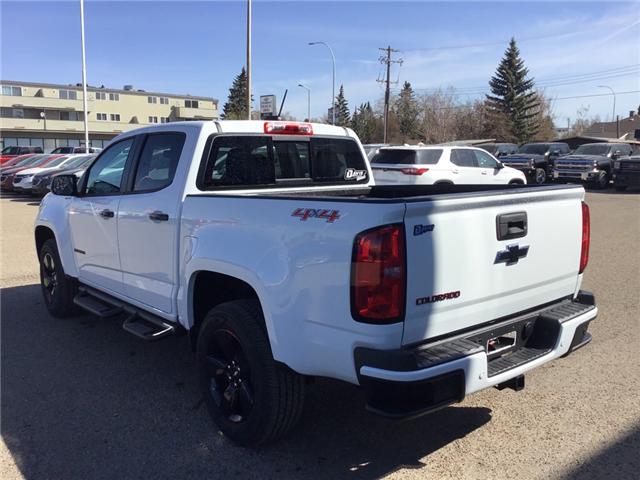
<box><xmin>35</xmin><ymin>120</ymin><xmax>597</xmax><ymax>445</ymax></box>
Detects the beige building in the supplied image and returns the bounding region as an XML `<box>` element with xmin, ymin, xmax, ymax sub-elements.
<box><xmin>0</xmin><ymin>80</ymin><xmax>218</xmax><ymax>151</ymax></box>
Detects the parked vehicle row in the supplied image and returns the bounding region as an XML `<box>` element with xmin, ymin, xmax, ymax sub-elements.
<box><xmin>367</xmin><ymin>140</ymin><xmax>638</xmax><ymax>190</ymax></box>
<box><xmin>0</xmin><ymin>153</ymin><xmax>96</xmax><ymax>195</ymax></box>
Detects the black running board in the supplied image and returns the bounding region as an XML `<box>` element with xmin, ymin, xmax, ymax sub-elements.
<box><xmin>74</xmin><ymin>286</ymin><xmax>177</xmax><ymax>341</ymax></box>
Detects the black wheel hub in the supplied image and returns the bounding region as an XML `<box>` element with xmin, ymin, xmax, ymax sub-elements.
<box><xmin>204</xmin><ymin>330</ymin><xmax>254</xmax><ymax>423</ymax></box>
<box><xmin>41</xmin><ymin>252</ymin><xmax>57</xmax><ymax>299</ymax></box>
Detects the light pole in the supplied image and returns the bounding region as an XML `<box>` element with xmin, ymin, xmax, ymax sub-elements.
<box><xmin>246</xmin><ymin>0</ymin><xmax>252</xmax><ymax>120</ymax></box>
<box><xmin>598</xmin><ymin>85</ymin><xmax>616</xmax><ymax>122</ymax></box>
<box><xmin>298</xmin><ymin>83</ymin><xmax>311</xmax><ymax>121</ymax></box>
<box><xmin>308</xmin><ymin>41</ymin><xmax>335</xmax><ymax>125</ymax></box>
<box><xmin>79</xmin><ymin>0</ymin><xmax>90</xmax><ymax>152</ymax></box>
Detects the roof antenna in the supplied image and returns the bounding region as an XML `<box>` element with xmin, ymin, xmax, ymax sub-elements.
<box><xmin>277</xmin><ymin>89</ymin><xmax>288</xmax><ymax>118</ymax></box>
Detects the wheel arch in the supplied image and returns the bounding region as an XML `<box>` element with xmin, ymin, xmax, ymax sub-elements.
<box><xmin>187</xmin><ymin>270</ymin><xmax>266</xmax><ymax>351</ymax></box>
<box><xmin>35</xmin><ymin>225</ymin><xmax>56</xmax><ymax>255</ymax></box>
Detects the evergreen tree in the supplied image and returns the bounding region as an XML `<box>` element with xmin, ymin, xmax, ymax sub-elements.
<box><xmin>393</xmin><ymin>81</ymin><xmax>420</xmax><ymax>141</ymax></box>
<box><xmin>486</xmin><ymin>38</ymin><xmax>540</xmax><ymax>143</ymax></box>
<box><xmin>334</xmin><ymin>85</ymin><xmax>350</xmax><ymax>127</ymax></box>
<box><xmin>222</xmin><ymin>67</ymin><xmax>249</xmax><ymax>120</ymax></box>
<box><xmin>351</xmin><ymin>102</ymin><xmax>377</xmax><ymax>143</ymax></box>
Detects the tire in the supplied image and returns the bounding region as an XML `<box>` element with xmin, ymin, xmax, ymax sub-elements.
<box><xmin>534</xmin><ymin>168</ymin><xmax>547</xmax><ymax>184</ymax></box>
<box><xmin>615</xmin><ymin>185</ymin><xmax>627</xmax><ymax>192</ymax></box>
<box><xmin>196</xmin><ymin>300</ymin><xmax>305</xmax><ymax>446</ymax></box>
<box><xmin>594</xmin><ymin>171</ymin><xmax>609</xmax><ymax>189</ymax></box>
<box><xmin>39</xmin><ymin>238</ymin><xmax>78</xmax><ymax>318</ymax></box>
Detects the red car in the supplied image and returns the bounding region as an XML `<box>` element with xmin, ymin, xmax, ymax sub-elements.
<box><xmin>0</xmin><ymin>145</ymin><xmax>44</xmax><ymax>165</ymax></box>
<box><xmin>0</xmin><ymin>154</ymin><xmax>64</xmax><ymax>191</ymax></box>
<box><xmin>0</xmin><ymin>153</ymin><xmax>40</xmax><ymax>171</ymax></box>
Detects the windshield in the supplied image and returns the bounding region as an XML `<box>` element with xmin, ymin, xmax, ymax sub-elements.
<box><xmin>518</xmin><ymin>144</ymin><xmax>549</xmax><ymax>155</ymax></box>
<box><xmin>51</xmin><ymin>147</ymin><xmax>73</xmax><ymax>154</ymax></box>
<box><xmin>66</xmin><ymin>155</ymin><xmax>94</xmax><ymax>168</ymax></box>
<box><xmin>478</xmin><ymin>144</ymin><xmax>498</xmax><ymax>154</ymax></box>
<box><xmin>14</xmin><ymin>155</ymin><xmax>44</xmax><ymax>167</ymax></box>
<box><xmin>573</xmin><ymin>144</ymin><xmax>610</xmax><ymax>156</ymax></box>
<box><xmin>2</xmin><ymin>146</ymin><xmax>21</xmax><ymax>155</ymax></box>
<box><xmin>371</xmin><ymin>149</ymin><xmax>442</xmax><ymax>165</ymax></box>
<box><xmin>45</xmin><ymin>156</ymin><xmax>71</xmax><ymax>168</ymax></box>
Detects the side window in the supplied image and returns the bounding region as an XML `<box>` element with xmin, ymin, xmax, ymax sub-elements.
<box><xmin>133</xmin><ymin>133</ymin><xmax>185</xmax><ymax>192</ymax></box>
<box><xmin>474</xmin><ymin>150</ymin><xmax>499</xmax><ymax>169</ymax></box>
<box><xmin>84</xmin><ymin>138</ymin><xmax>133</xmax><ymax>195</ymax></box>
<box><xmin>450</xmin><ymin>149</ymin><xmax>477</xmax><ymax>167</ymax></box>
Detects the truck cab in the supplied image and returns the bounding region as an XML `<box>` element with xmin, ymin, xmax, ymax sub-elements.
<box><xmin>501</xmin><ymin>142</ymin><xmax>570</xmax><ymax>184</ymax></box>
<box><xmin>554</xmin><ymin>142</ymin><xmax>634</xmax><ymax>188</ymax></box>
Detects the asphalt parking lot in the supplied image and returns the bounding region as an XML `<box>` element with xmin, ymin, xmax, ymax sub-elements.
<box><xmin>1</xmin><ymin>190</ymin><xmax>639</xmax><ymax>480</ymax></box>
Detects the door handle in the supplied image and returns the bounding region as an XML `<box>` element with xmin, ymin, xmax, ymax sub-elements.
<box><xmin>481</xmin><ymin>171</ymin><xmax>488</xmax><ymax>175</ymax></box>
<box><xmin>99</xmin><ymin>209</ymin><xmax>115</xmax><ymax>219</ymax></box>
<box><xmin>149</xmin><ymin>211</ymin><xmax>169</xmax><ymax>222</ymax></box>
<box><xmin>452</xmin><ymin>169</ymin><xmax>459</xmax><ymax>174</ymax></box>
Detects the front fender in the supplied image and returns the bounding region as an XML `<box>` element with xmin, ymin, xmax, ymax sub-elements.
<box><xmin>35</xmin><ymin>194</ymin><xmax>78</xmax><ymax>277</ymax></box>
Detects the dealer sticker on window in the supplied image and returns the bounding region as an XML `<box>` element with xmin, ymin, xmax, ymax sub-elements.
<box><xmin>344</xmin><ymin>168</ymin><xmax>368</xmax><ymax>181</ymax></box>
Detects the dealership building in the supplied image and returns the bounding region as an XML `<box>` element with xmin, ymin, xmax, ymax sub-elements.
<box><xmin>0</xmin><ymin>80</ymin><xmax>219</xmax><ymax>152</ymax></box>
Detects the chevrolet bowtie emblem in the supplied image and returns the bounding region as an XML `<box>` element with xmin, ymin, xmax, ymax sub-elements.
<box><xmin>495</xmin><ymin>244</ymin><xmax>530</xmax><ymax>265</ymax></box>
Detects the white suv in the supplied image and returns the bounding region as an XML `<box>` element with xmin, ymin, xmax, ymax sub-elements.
<box><xmin>371</xmin><ymin>146</ymin><xmax>527</xmax><ymax>185</ymax></box>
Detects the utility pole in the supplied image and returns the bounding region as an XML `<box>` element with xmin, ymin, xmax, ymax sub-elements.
<box><xmin>79</xmin><ymin>0</ymin><xmax>90</xmax><ymax>152</ymax></box>
<box><xmin>246</xmin><ymin>0</ymin><xmax>252</xmax><ymax>120</ymax></box>
<box><xmin>377</xmin><ymin>46</ymin><xmax>402</xmax><ymax>143</ymax></box>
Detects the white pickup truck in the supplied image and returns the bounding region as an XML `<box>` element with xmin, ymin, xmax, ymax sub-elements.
<box><xmin>35</xmin><ymin>121</ymin><xmax>597</xmax><ymax>445</ymax></box>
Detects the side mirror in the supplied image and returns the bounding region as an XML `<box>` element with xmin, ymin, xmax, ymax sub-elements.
<box><xmin>551</xmin><ymin>150</ymin><xmax>561</xmax><ymax>156</ymax></box>
<box><xmin>51</xmin><ymin>174</ymin><xmax>78</xmax><ymax>196</ymax></box>
<box><xmin>496</xmin><ymin>161</ymin><xmax>504</xmax><ymax>169</ymax></box>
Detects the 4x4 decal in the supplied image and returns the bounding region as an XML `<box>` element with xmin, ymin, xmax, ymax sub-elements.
<box><xmin>292</xmin><ymin>208</ymin><xmax>341</xmax><ymax>223</ymax></box>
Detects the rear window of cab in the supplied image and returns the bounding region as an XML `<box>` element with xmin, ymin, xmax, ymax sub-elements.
<box><xmin>199</xmin><ymin>135</ymin><xmax>369</xmax><ymax>189</ymax></box>
<box><xmin>371</xmin><ymin>149</ymin><xmax>442</xmax><ymax>165</ymax></box>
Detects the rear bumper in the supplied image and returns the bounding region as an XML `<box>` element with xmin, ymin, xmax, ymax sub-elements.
<box><xmin>355</xmin><ymin>291</ymin><xmax>597</xmax><ymax>418</ymax></box>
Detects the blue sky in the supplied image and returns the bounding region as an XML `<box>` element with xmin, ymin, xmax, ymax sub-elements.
<box><xmin>1</xmin><ymin>1</ymin><xmax>639</xmax><ymax>125</ymax></box>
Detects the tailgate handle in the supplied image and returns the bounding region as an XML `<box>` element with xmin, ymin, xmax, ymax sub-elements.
<box><xmin>496</xmin><ymin>212</ymin><xmax>527</xmax><ymax>240</ymax></box>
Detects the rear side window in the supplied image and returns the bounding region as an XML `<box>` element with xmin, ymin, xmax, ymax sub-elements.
<box><xmin>450</xmin><ymin>149</ymin><xmax>477</xmax><ymax>167</ymax></box>
<box><xmin>371</xmin><ymin>149</ymin><xmax>442</xmax><ymax>165</ymax></box>
<box><xmin>133</xmin><ymin>133</ymin><xmax>185</xmax><ymax>192</ymax></box>
<box><xmin>200</xmin><ymin>135</ymin><xmax>368</xmax><ymax>189</ymax></box>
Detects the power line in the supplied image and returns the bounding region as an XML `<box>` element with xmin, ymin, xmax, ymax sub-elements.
<box><xmin>413</xmin><ymin>90</ymin><xmax>640</xmax><ymax>111</ymax></box>
<box><xmin>403</xmin><ymin>28</ymin><xmax>616</xmax><ymax>52</ymax></box>
<box><xmin>414</xmin><ymin>64</ymin><xmax>640</xmax><ymax>96</ymax></box>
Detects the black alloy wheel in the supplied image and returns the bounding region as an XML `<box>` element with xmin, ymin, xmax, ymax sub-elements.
<box><xmin>203</xmin><ymin>329</ymin><xmax>254</xmax><ymax>423</ymax></box>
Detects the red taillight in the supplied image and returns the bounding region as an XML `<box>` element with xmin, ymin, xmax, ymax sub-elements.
<box><xmin>351</xmin><ymin>224</ymin><xmax>405</xmax><ymax>323</ymax></box>
<box><xmin>400</xmin><ymin>167</ymin><xmax>428</xmax><ymax>175</ymax></box>
<box><xmin>579</xmin><ymin>201</ymin><xmax>590</xmax><ymax>274</ymax></box>
<box><xmin>264</xmin><ymin>121</ymin><xmax>313</xmax><ymax>135</ymax></box>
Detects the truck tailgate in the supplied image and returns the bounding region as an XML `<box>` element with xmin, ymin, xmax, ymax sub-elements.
<box><xmin>402</xmin><ymin>187</ymin><xmax>584</xmax><ymax>345</ymax></box>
